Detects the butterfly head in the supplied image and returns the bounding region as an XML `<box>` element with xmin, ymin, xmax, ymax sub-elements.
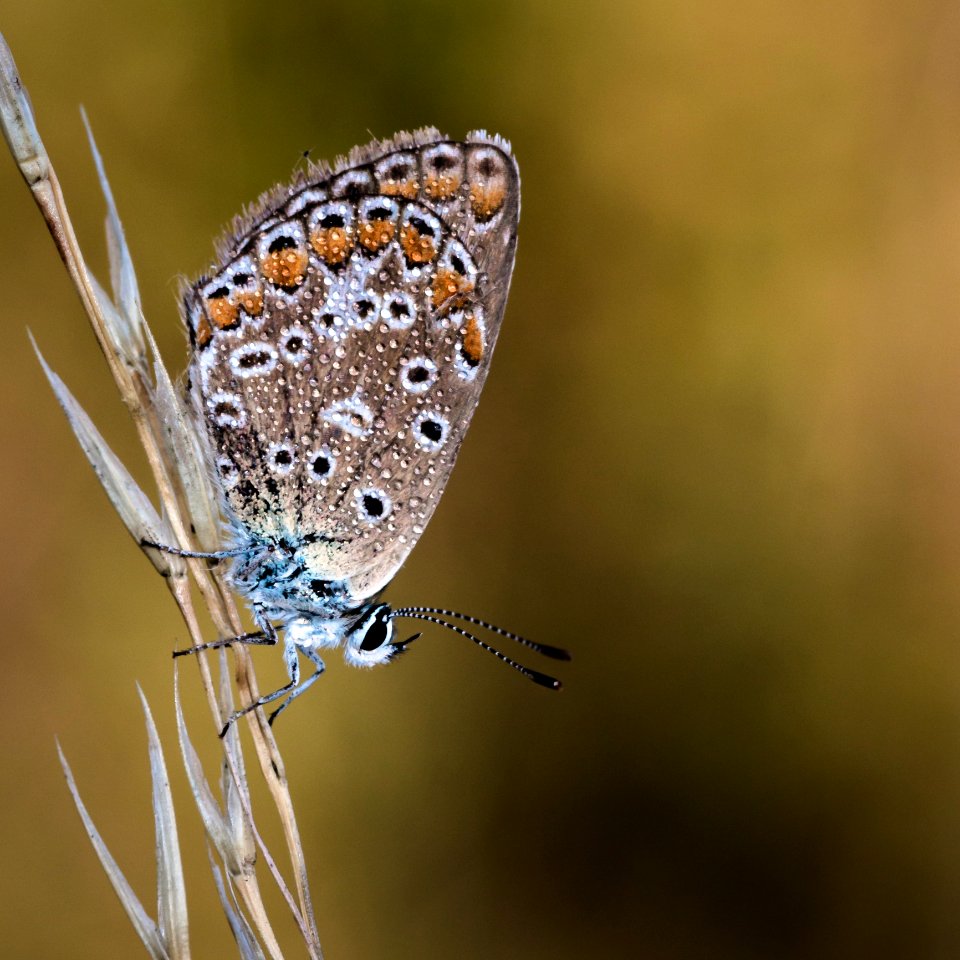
<box><xmin>283</xmin><ymin>599</ymin><xmax>420</xmax><ymax>669</ymax></box>
<box><xmin>343</xmin><ymin>602</ymin><xmax>400</xmax><ymax>668</ymax></box>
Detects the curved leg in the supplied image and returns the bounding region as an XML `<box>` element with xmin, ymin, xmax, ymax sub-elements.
<box><xmin>267</xmin><ymin>647</ymin><xmax>327</xmax><ymax>728</ymax></box>
<box><xmin>218</xmin><ymin>642</ymin><xmax>326</xmax><ymax>737</ymax></box>
<box><xmin>173</xmin><ymin>631</ymin><xmax>272</xmax><ymax>658</ymax></box>
<box><xmin>140</xmin><ymin>539</ymin><xmax>246</xmax><ymax>561</ymax></box>
<box><xmin>174</xmin><ymin>611</ymin><xmax>278</xmax><ymax>658</ymax></box>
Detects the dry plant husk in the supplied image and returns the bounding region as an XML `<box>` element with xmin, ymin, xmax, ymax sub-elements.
<box><xmin>0</xmin><ymin>31</ymin><xmax>323</xmax><ymax>960</ymax></box>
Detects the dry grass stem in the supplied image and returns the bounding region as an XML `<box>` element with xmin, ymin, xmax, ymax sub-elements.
<box><xmin>1</xmin><ymin>31</ymin><xmax>322</xmax><ymax>959</ymax></box>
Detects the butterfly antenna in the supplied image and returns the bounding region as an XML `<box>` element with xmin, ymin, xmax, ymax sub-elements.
<box><xmin>392</xmin><ymin>607</ymin><xmax>571</xmax><ymax>661</ymax></box>
<box><xmin>391</xmin><ymin>612</ymin><xmax>563</xmax><ymax>690</ymax></box>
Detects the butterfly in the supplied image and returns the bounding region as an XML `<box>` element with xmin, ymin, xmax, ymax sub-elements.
<box><xmin>153</xmin><ymin>129</ymin><xmax>568</xmax><ymax>731</ymax></box>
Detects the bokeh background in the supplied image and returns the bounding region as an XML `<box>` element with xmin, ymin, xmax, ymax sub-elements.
<box><xmin>5</xmin><ymin>2</ymin><xmax>960</xmax><ymax>957</ymax></box>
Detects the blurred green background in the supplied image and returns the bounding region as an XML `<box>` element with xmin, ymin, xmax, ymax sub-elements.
<box><xmin>5</xmin><ymin>1</ymin><xmax>960</xmax><ymax>957</ymax></box>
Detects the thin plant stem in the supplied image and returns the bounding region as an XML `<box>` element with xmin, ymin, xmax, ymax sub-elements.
<box><xmin>1</xmin><ymin>30</ymin><xmax>322</xmax><ymax>959</ymax></box>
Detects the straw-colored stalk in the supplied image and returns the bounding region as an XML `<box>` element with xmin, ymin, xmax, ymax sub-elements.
<box><xmin>0</xmin><ymin>32</ymin><xmax>323</xmax><ymax>960</ymax></box>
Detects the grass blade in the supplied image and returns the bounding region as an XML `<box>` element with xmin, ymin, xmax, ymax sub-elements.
<box><xmin>57</xmin><ymin>740</ymin><xmax>169</xmax><ymax>960</ymax></box>
<box><xmin>138</xmin><ymin>687</ymin><xmax>191</xmax><ymax>960</ymax></box>
<box><xmin>210</xmin><ymin>855</ymin><xmax>267</xmax><ymax>960</ymax></box>
<box><xmin>32</xmin><ymin>335</ymin><xmax>178</xmax><ymax>575</ymax></box>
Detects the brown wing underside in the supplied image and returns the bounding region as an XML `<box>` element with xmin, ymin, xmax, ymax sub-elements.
<box><xmin>183</xmin><ymin>130</ymin><xmax>520</xmax><ymax>599</ymax></box>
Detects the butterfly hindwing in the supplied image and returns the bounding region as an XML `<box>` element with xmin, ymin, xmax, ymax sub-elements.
<box><xmin>184</xmin><ymin>129</ymin><xmax>520</xmax><ymax>601</ymax></box>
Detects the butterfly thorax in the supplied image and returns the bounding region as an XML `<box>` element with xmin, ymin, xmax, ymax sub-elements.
<box><xmin>226</xmin><ymin>531</ymin><xmax>356</xmax><ymax>620</ymax></box>
<box><xmin>226</xmin><ymin>532</ymin><xmax>398</xmax><ymax>665</ymax></box>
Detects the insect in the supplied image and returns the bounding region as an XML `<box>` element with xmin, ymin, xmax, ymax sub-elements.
<box><xmin>156</xmin><ymin>129</ymin><xmax>568</xmax><ymax>731</ymax></box>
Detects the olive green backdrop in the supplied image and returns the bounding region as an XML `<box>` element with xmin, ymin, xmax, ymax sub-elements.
<box><xmin>5</xmin><ymin>2</ymin><xmax>960</xmax><ymax>957</ymax></box>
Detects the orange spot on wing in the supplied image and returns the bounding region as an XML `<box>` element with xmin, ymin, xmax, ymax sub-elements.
<box><xmin>469</xmin><ymin>183</ymin><xmax>506</xmax><ymax>220</ymax></box>
<box><xmin>462</xmin><ymin>315</ymin><xmax>484</xmax><ymax>365</ymax></box>
<box><xmin>431</xmin><ymin>268</ymin><xmax>474</xmax><ymax>311</ymax></box>
<box><xmin>310</xmin><ymin>226</ymin><xmax>355</xmax><ymax>265</ymax></box>
<box><xmin>195</xmin><ymin>312</ymin><xmax>213</xmax><ymax>347</ymax></box>
<box><xmin>400</xmin><ymin>224</ymin><xmax>437</xmax><ymax>264</ymax></box>
<box><xmin>261</xmin><ymin>247</ymin><xmax>309</xmax><ymax>289</ymax></box>
<box><xmin>207</xmin><ymin>295</ymin><xmax>240</xmax><ymax>330</ymax></box>
<box><xmin>357</xmin><ymin>219</ymin><xmax>395</xmax><ymax>253</ymax></box>
<box><xmin>236</xmin><ymin>288</ymin><xmax>263</xmax><ymax>317</ymax></box>
<box><xmin>424</xmin><ymin>173</ymin><xmax>462</xmax><ymax>201</ymax></box>
<box><xmin>380</xmin><ymin>178</ymin><xmax>419</xmax><ymax>200</ymax></box>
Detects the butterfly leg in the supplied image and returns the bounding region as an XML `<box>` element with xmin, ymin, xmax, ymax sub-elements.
<box><xmin>267</xmin><ymin>646</ymin><xmax>327</xmax><ymax>729</ymax></box>
<box><xmin>140</xmin><ymin>539</ymin><xmax>245</xmax><ymax>561</ymax></box>
<box><xmin>218</xmin><ymin>641</ymin><xmax>325</xmax><ymax>737</ymax></box>
<box><xmin>219</xmin><ymin>646</ymin><xmax>297</xmax><ymax>737</ymax></box>
<box><xmin>172</xmin><ymin>631</ymin><xmax>273</xmax><ymax>658</ymax></box>
<box><xmin>173</xmin><ymin>613</ymin><xmax>278</xmax><ymax>658</ymax></box>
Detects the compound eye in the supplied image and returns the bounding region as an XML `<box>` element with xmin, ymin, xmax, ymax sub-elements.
<box><xmin>360</xmin><ymin>613</ymin><xmax>393</xmax><ymax>652</ymax></box>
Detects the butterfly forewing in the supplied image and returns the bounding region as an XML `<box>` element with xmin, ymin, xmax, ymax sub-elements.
<box><xmin>184</xmin><ymin>129</ymin><xmax>520</xmax><ymax>601</ymax></box>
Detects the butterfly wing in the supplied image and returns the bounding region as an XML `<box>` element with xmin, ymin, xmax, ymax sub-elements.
<box><xmin>183</xmin><ymin>129</ymin><xmax>520</xmax><ymax>602</ymax></box>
